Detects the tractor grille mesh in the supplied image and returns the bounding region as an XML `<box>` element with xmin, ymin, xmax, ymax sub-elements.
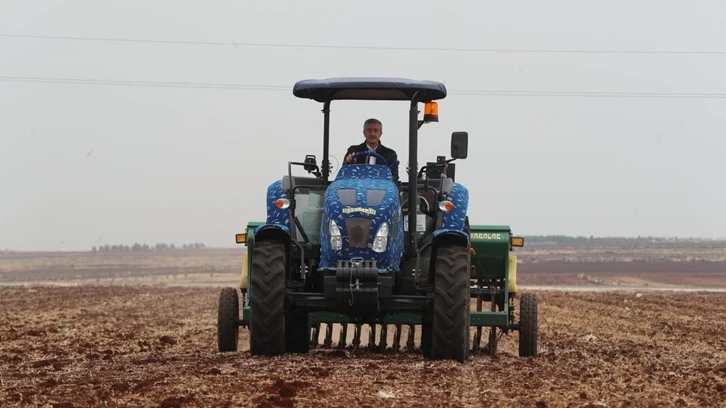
<box><xmin>345</xmin><ymin>218</ymin><xmax>371</xmax><ymax>248</ymax></box>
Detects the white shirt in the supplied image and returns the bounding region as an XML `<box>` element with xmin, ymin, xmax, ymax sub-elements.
<box><xmin>366</xmin><ymin>144</ymin><xmax>378</xmax><ymax>164</ymax></box>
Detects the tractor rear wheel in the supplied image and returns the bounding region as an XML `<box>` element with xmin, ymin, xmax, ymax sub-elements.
<box><xmin>431</xmin><ymin>244</ymin><xmax>470</xmax><ymax>362</ymax></box>
<box><xmin>518</xmin><ymin>292</ymin><xmax>538</xmax><ymax>357</ymax></box>
<box><xmin>217</xmin><ymin>287</ymin><xmax>239</xmax><ymax>352</ymax></box>
<box><xmin>250</xmin><ymin>240</ymin><xmax>286</xmax><ymax>356</ymax></box>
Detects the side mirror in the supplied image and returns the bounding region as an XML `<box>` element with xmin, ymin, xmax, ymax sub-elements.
<box><xmin>451</xmin><ymin>132</ymin><xmax>468</xmax><ymax>159</ymax></box>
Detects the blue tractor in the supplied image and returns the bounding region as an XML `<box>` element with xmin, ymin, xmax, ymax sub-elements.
<box><xmin>217</xmin><ymin>77</ymin><xmax>536</xmax><ymax>362</ymax></box>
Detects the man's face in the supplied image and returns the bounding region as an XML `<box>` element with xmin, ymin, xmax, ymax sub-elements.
<box><xmin>363</xmin><ymin>123</ymin><xmax>382</xmax><ymax>147</ymax></box>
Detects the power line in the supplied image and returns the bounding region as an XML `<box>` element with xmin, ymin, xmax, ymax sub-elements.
<box><xmin>451</xmin><ymin>90</ymin><xmax>726</xmax><ymax>99</ymax></box>
<box><xmin>1</xmin><ymin>75</ymin><xmax>725</xmax><ymax>99</ymax></box>
<box><xmin>0</xmin><ymin>76</ymin><xmax>288</xmax><ymax>90</ymax></box>
<box><xmin>2</xmin><ymin>33</ymin><xmax>726</xmax><ymax>55</ymax></box>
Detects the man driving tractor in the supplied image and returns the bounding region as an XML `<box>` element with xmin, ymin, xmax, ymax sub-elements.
<box><xmin>343</xmin><ymin>118</ymin><xmax>400</xmax><ymax>183</ymax></box>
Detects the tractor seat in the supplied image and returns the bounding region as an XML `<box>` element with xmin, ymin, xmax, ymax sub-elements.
<box><xmin>400</xmin><ymin>186</ymin><xmax>436</xmax><ymax>215</ymax></box>
<box><xmin>418</xmin><ymin>187</ymin><xmax>437</xmax><ymax>214</ymax></box>
<box><xmin>407</xmin><ymin>177</ymin><xmax>455</xmax><ymax>215</ymax></box>
<box><xmin>423</xmin><ymin>177</ymin><xmax>454</xmax><ymax>196</ymax></box>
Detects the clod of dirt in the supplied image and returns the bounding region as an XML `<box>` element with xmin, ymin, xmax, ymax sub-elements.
<box><xmin>330</xmin><ymin>349</ymin><xmax>350</xmax><ymax>358</ymax></box>
<box><xmin>111</xmin><ymin>382</ymin><xmax>130</xmax><ymax>393</ymax></box>
<box><xmin>159</xmin><ymin>396</ymin><xmax>195</xmax><ymax>408</ymax></box>
<box><xmin>253</xmin><ymin>395</ymin><xmax>295</xmax><ymax>408</ymax></box>
<box><xmin>307</xmin><ymin>366</ymin><xmax>332</xmax><ymax>377</ymax></box>
<box><xmin>268</xmin><ymin>378</ymin><xmax>307</xmax><ymax>398</ymax></box>
<box><xmin>253</xmin><ymin>379</ymin><xmax>308</xmax><ymax>408</ymax></box>
<box><xmin>31</xmin><ymin>358</ymin><xmax>57</xmax><ymax>368</ymax></box>
<box><xmin>159</xmin><ymin>335</ymin><xmax>177</xmax><ymax>346</ymax></box>
<box><xmin>40</xmin><ymin>378</ymin><xmax>59</xmax><ymax>387</ymax></box>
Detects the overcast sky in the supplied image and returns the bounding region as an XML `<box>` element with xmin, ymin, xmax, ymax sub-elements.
<box><xmin>1</xmin><ymin>1</ymin><xmax>725</xmax><ymax>251</ymax></box>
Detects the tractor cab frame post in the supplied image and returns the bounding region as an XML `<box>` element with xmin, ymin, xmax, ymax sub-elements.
<box><xmin>407</xmin><ymin>92</ymin><xmax>420</xmax><ymax>258</ymax></box>
<box><xmin>322</xmin><ymin>100</ymin><xmax>331</xmax><ymax>184</ymax></box>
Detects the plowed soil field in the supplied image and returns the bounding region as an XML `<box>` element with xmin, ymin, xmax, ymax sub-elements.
<box><xmin>1</xmin><ymin>285</ymin><xmax>724</xmax><ymax>407</ymax></box>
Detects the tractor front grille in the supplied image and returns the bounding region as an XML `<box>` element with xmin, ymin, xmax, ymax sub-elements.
<box><xmin>345</xmin><ymin>217</ymin><xmax>372</xmax><ymax>248</ymax></box>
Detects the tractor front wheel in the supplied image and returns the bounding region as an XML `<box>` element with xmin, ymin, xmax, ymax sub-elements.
<box><xmin>217</xmin><ymin>287</ymin><xmax>239</xmax><ymax>352</ymax></box>
<box><xmin>518</xmin><ymin>292</ymin><xmax>538</xmax><ymax>357</ymax></box>
<box><xmin>250</xmin><ymin>240</ymin><xmax>286</xmax><ymax>356</ymax></box>
<box><xmin>431</xmin><ymin>244</ymin><xmax>470</xmax><ymax>362</ymax></box>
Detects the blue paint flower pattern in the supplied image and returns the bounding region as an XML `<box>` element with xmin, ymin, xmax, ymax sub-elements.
<box><xmin>442</xmin><ymin>182</ymin><xmax>469</xmax><ymax>230</ymax></box>
<box><xmin>265</xmin><ymin>180</ymin><xmax>289</xmax><ymax>227</ymax></box>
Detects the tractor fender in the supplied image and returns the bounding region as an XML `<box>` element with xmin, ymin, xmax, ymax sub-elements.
<box><xmin>253</xmin><ymin>224</ymin><xmax>291</xmax><ymax>244</ymax></box>
<box><xmin>431</xmin><ymin>228</ymin><xmax>470</xmax><ymax>250</ymax></box>
<box><xmin>427</xmin><ymin>228</ymin><xmax>471</xmax><ymax>288</ymax></box>
<box><xmin>250</xmin><ymin>225</ymin><xmax>291</xmax><ymax>283</ymax></box>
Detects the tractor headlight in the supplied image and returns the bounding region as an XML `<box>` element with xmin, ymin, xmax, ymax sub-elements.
<box><xmin>329</xmin><ymin>219</ymin><xmax>342</xmax><ymax>251</ymax></box>
<box><xmin>371</xmin><ymin>222</ymin><xmax>389</xmax><ymax>253</ymax></box>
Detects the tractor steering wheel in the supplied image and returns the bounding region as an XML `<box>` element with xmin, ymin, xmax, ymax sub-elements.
<box><xmin>352</xmin><ymin>150</ymin><xmax>389</xmax><ymax>166</ymax></box>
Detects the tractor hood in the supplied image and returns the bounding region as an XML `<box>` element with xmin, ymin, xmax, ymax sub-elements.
<box><xmin>319</xmin><ymin>164</ymin><xmax>404</xmax><ymax>272</ymax></box>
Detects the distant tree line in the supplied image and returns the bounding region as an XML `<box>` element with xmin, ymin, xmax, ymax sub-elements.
<box><xmin>523</xmin><ymin>235</ymin><xmax>726</xmax><ymax>247</ymax></box>
<box><xmin>92</xmin><ymin>242</ymin><xmax>206</xmax><ymax>252</ymax></box>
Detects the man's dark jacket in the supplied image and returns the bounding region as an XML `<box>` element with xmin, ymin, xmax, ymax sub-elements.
<box><xmin>344</xmin><ymin>142</ymin><xmax>399</xmax><ymax>183</ymax></box>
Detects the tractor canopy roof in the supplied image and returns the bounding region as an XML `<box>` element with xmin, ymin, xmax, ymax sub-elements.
<box><xmin>293</xmin><ymin>77</ymin><xmax>447</xmax><ymax>103</ymax></box>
